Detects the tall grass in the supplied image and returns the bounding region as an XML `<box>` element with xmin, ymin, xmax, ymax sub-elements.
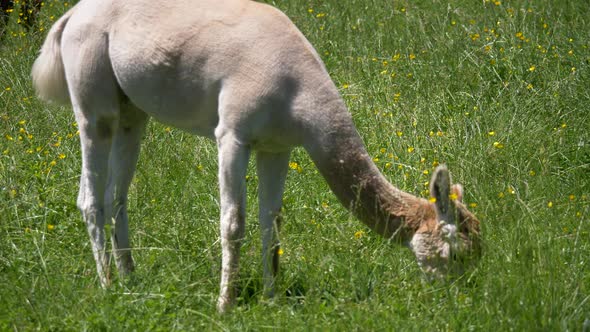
<box><xmin>1</xmin><ymin>0</ymin><xmax>588</xmax><ymax>330</ymax></box>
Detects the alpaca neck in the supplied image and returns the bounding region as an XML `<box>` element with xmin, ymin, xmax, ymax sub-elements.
<box><xmin>303</xmin><ymin>100</ymin><xmax>430</xmax><ymax>243</ymax></box>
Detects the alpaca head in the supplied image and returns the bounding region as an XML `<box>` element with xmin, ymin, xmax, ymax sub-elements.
<box><xmin>409</xmin><ymin>165</ymin><xmax>482</xmax><ymax>279</ymax></box>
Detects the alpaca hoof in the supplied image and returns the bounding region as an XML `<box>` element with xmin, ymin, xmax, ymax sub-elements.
<box><xmin>117</xmin><ymin>257</ymin><xmax>135</xmax><ymax>277</ymax></box>
<box><xmin>262</xmin><ymin>287</ymin><xmax>275</xmax><ymax>299</ymax></box>
<box><xmin>217</xmin><ymin>296</ymin><xmax>235</xmax><ymax>314</ymax></box>
<box><xmin>99</xmin><ymin>273</ymin><xmax>112</xmax><ymax>289</ymax></box>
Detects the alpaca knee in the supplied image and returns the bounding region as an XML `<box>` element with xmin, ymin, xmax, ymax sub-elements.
<box><xmin>77</xmin><ymin>195</ymin><xmax>102</xmax><ymax>221</ymax></box>
<box><xmin>221</xmin><ymin>207</ymin><xmax>245</xmax><ymax>242</ymax></box>
<box><xmin>105</xmin><ymin>196</ymin><xmax>127</xmax><ymax>221</ymax></box>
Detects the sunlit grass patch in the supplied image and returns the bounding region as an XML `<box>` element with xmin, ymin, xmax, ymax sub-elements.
<box><xmin>1</xmin><ymin>0</ymin><xmax>589</xmax><ymax>330</ymax></box>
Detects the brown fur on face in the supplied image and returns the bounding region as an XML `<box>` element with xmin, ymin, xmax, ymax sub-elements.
<box><xmin>410</xmin><ymin>192</ymin><xmax>482</xmax><ymax>279</ymax></box>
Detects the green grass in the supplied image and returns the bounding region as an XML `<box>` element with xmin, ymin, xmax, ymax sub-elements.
<box><xmin>1</xmin><ymin>0</ymin><xmax>589</xmax><ymax>330</ymax></box>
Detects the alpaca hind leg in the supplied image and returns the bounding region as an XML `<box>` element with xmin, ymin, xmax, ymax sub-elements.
<box><xmin>104</xmin><ymin>106</ymin><xmax>148</xmax><ymax>278</ymax></box>
<box><xmin>216</xmin><ymin>131</ymin><xmax>250</xmax><ymax>313</ymax></box>
<box><xmin>75</xmin><ymin>112</ymin><xmax>118</xmax><ymax>288</ymax></box>
<box><xmin>256</xmin><ymin>150</ymin><xmax>290</xmax><ymax>298</ymax></box>
<box><xmin>63</xmin><ymin>32</ymin><xmax>121</xmax><ymax>287</ymax></box>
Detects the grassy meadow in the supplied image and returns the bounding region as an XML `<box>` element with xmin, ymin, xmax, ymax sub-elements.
<box><xmin>1</xmin><ymin>0</ymin><xmax>589</xmax><ymax>330</ymax></box>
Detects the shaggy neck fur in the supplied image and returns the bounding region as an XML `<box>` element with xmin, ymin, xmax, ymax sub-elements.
<box><xmin>303</xmin><ymin>97</ymin><xmax>434</xmax><ymax>244</ymax></box>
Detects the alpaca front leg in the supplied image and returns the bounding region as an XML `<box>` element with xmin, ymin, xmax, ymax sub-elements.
<box><xmin>216</xmin><ymin>133</ymin><xmax>250</xmax><ymax>313</ymax></box>
<box><xmin>76</xmin><ymin>116</ymin><xmax>117</xmax><ymax>288</ymax></box>
<box><xmin>256</xmin><ymin>151</ymin><xmax>290</xmax><ymax>299</ymax></box>
<box><xmin>104</xmin><ymin>108</ymin><xmax>148</xmax><ymax>277</ymax></box>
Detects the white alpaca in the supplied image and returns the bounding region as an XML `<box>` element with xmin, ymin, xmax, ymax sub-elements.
<box><xmin>32</xmin><ymin>0</ymin><xmax>481</xmax><ymax>313</ymax></box>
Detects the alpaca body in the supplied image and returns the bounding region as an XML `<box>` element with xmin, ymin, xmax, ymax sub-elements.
<box><xmin>32</xmin><ymin>0</ymin><xmax>481</xmax><ymax>313</ymax></box>
<box><xmin>53</xmin><ymin>0</ymin><xmax>326</xmax><ymax>149</ymax></box>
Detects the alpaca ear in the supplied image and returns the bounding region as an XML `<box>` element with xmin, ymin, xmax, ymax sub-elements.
<box><xmin>430</xmin><ymin>165</ymin><xmax>452</xmax><ymax>220</ymax></box>
<box><xmin>451</xmin><ymin>184</ymin><xmax>463</xmax><ymax>203</ymax></box>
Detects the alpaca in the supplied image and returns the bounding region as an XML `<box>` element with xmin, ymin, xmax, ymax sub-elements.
<box><xmin>32</xmin><ymin>0</ymin><xmax>481</xmax><ymax>313</ymax></box>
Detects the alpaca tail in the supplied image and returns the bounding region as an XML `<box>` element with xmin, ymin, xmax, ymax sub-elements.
<box><xmin>31</xmin><ymin>8</ymin><xmax>75</xmax><ymax>105</ymax></box>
